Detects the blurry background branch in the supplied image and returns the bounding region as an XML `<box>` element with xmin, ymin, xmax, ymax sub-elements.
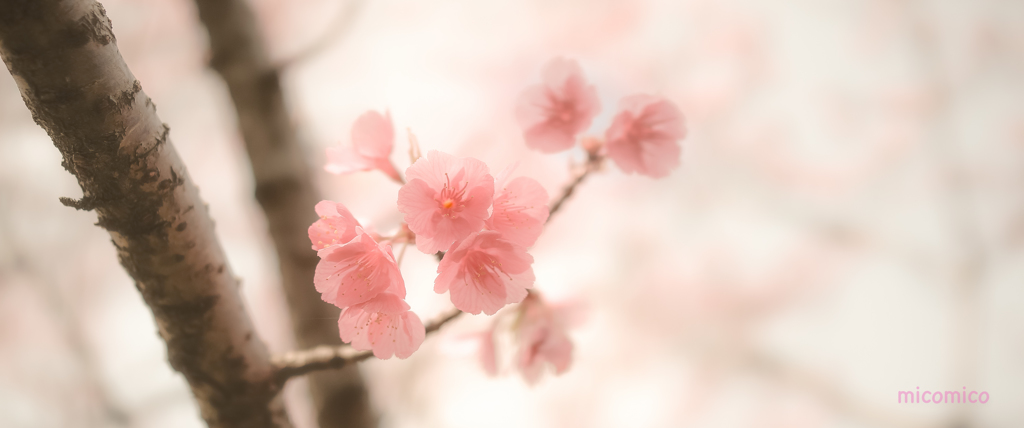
<box><xmin>189</xmin><ymin>0</ymin><xmax>374</xmax><ymax>426</ymax></box>
<box><xmin>274</xmin><ymin>0</ymin><xmax>367</xmax><ymax>69</ymax></box>
<box><xmin>0</xmin><ymin>1</ymin><xmax>290</xmax><ymax>426</ymax></box>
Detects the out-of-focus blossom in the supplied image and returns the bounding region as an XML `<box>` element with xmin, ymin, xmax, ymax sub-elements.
<box><xmin>338</xmin><ymin>293</ymin><xmax>425</xmax><ymax>359</ymax></box>
<box><xmin>308</xmin><ymin>200</ymin><xmax>361</xmax><ymax>251</ymax></box>
<box><xmin>486</xmin><ymin>163</ymin><xmax>549</xmax><ymax>248</ymax></box>
<box><xmin>397</xmin><ymin>150</ymin><xmax>495</xmax><ymax>254</ymax></box>
<box><xmin>434</xmin><ymin>230</ymin><xmax>534</xmax><ymax>315</ymax></box>
<box><xmin>325</xmin><ymin>110</ymin><xmax>403</xmax><ymax>183</ymax></box>
<box><xmin>516</xmin><ymin>57</ymin><xmax>601</xmax><ymax>153</ymax></box>
<box><xmin>478</xmin><ymin>329</ymin><xmax>498</xmax><ymax>376</ymax></box>
<box><xmin>313</xmin><ymin>228</ymin><xmax>405</xmax><ymax>308</ymax></box>
<box><xmin>514</xmin><ymin>292</ymin><xmax>574</xmax><ymax>384</ymax></box>
<box><xmin>605</xmin><ymin>94</ymin><xmax>686</xmax><ymax>178</ymax></box>
<box><xmin>475</xmin><ymin>292</ymin><xmax>576</xmax><ymax>383</ymax></box>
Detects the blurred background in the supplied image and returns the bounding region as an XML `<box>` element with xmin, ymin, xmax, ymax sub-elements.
<box><xmin>1</xmin><ymin>0</ymin><xmax>1022</xmax><ymax>427</ymax></box>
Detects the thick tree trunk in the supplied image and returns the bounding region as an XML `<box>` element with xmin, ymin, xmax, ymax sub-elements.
<box><xmin>0</xmin><ymin>1</ymin><xmax>291</xmax><ymax>427</ymax></box>
<box><xmin>189</xmin><ymin>1</ymin><xmax>375</xmax><ymax>427</ymax></box>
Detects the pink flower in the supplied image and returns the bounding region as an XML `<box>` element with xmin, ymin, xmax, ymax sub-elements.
<box><xmin>516</xmin><ymin>58</ymin><xmax>601</xmax><ymax>153</ymax></box>
<box><xmin>515</xmin><ymin>292</ymin><xmax>573</xmax><ymax>384</ymax></box>
<box><xmin>435</xmin><ymin>230</ymin><xmax>534</xmax><ymax>315</ymax></box>
<box><xmin>313</xmin><ymin>228</ymin><xmax>405</xmax><ymax>308</ymax></box>
<box><xmin>308</xmin><ymin>200</ymin><xmax>361</xmax><ymax>251</ymax></box>
<box><xmin>486</xmin><ymin>164</ymin><xmax>549</xmax><ymax>248</ymax></box>
<box><xmin>325</xmin><ymin>110</ymin><xmax>403</xmax><ymax>183</ymax></box>
<box><xmin>338</xmin><ymin>293</ymin><xmax>425</xmax><ymax>359</ymax></box>
<box><xmin>605</xmin><ymin>94</ymin><xmax>686</xmax><ymax>178</ymax></box>
<box><xmin>397</xmin><ymin>150</ymin><xmax>495</xmax><ymax>254</ymax></box>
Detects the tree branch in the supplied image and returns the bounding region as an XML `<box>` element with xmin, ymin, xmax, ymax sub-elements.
<box><xmin>272</xmin><ymin>308</ymin><xmax>463</xmax><ymax>383</ymax></box>
<box><xmin>0</xmin><ymin>1</ymin><xmax>290</xmax><ymax>427</ymax></box>
<box><xmin>189</xmin><ymin>0</ymin><xmax>375</xmax><ymax>426</ymax></box>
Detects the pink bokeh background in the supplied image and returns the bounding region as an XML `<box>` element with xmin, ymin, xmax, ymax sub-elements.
<box><xmin>1</xmin><ymin>0</ymin><xmax>1022</xmax><ymax>427</ymax></box>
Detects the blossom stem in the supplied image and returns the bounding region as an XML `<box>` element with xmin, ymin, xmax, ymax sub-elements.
<box><xmin>395</xmin><ymin>241</ymin><xmax>409</xmax><ymax>267</ymax></box>
<box><xmin>272</xmin><ymin>308</ymin><xmax>464</xmax><ymax>384</ymax></box>
<box><xmin>547</xmin><ymin>157</ymin><xmax>600</xmax><ymax>222</ymax></box>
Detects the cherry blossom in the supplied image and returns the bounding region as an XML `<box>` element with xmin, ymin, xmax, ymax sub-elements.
<box><xmin>397</xmin><ymin>150</ymin><xmax>495</xmax><ymax>254</ymax></box>
<box><xmin>605</xmin><ymin>94</ymin><xmax>686</xmax><ymax>178</ymax></box>
<box><xmin>338</xmin><ymin>293</ymin><xmax>425</xmax><ymax>359</ymax></box>
<box><xmin>434</xmin><ymin>230</ymin><xmax>534</xmax><ymax>315</ymax></box>
<box><xmin>514</xmin><ymin>292</ymin><xmax>574</xmax><ymax>384</ymax></box>
<box><xmin>486</xmin><ymin>164</ymin><xmax>549</xmax><ymax>248</ymax></box>
<box><xmin>325</xmin><ymin>110</ymin><xmax>403</xmax><ymax>183</ymax></box>
<box><xmin>308</xmin><ymin>200</ymin><xmax>361</xmax><ymax>251</ymax></box>
<box><xmin>313</xmin><ymin>228</ymin><xmax>405</xmax><ymax>308</ymax></box>
<box><xmin>516</xmin><ymin>57</ymin><xmax>601</xmax><ymax>153</ymax></box>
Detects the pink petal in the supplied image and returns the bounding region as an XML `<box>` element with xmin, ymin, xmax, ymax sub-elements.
<box><xmin>492</xmin><ymin>161</ymin><xmax>520</xmax><ymax>189</ymax></box>
<box><xmin>541</xmin><ymin>57</ymin><xmax>584</xmax><ymax>89</ymax></box>
<box><xmin>309</xmin><ymin>200</ymin><xmax>361</xmax><ymax>250</ymax></box>
<box><xmin>392</xmin><ymin>311</ymin><xmax>426</xmax><ymax>359</ymax></box>
<box><xmin>351</xmin><ymin>110</ymin><xmax>394</xmax><ymax>159</ymax></box>
<box><xmin>398</xmin><ymin>150</ymin><xmax>495</xmax><ymax>254</ymax></box>
<box><xmin>338</xmin><ymin>305</ymin><xmax>374</xmax><ymax>349</ymax></box>
<box><xmin>338</xmin><ymin>305</ymin><xmax>425</xmax><ymax>360</ymax></box>
<box><xmin>313</xmin><ymin>229</ymin><xmax>405</xmax><ymax>307</ymax></box>
<box><xmin>396</xmin><ymin>179</ymin><xmax>439</xmax><ymax>234</ymax></box>
<box><xmin>325</xmin><ymin>110</ymin><xmax>402</xmax><ymax>183</ymax></box>
<box><xmin>605</xmin><ymin>94</ymin><xmax>686</xmax><ymax>178</ymax></box>
<box><xmin>356</xmin><ymin>292</ymin><xmax>410</xmax><ymax>315</ymax></box>
<box><xmin>325</xmin><ymin>146</ymin><xmax>373</xmax><ymax>175</ymax></box>
<box><xmin>434</xmin><ymin>231</ymin><xmax>534</xmax><ymax>315</ymax></box>
<box><xmin>522</xmin><ymin>120</ymin><xmax>578</xmax><ymax>153</ymax></box>
<box><xmin>486</xmin><ymin>174</ymin><xmax>549</xmax><ymax>248</ymax></box>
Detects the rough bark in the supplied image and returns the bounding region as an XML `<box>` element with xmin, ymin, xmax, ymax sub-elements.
<box><xmin>0</xmin><ymin>1</ymin><xmax>291</xmax><ymax>427</ymax></box>
<box><xmin>189</xmin><ymin>1</ymin><xmax>375</xmax><ymax>427</ymax></box>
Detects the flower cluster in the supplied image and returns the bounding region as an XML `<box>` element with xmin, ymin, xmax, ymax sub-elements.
<box><xmin>399</xmin><ymin>151</ymin><xmax>549</xmax><ymax>315</ymax></box>
<box><xmin>314</xmin><ymin>114</ymin><xmax>550</xmax><ymax>359</ymax></box>
<box><xmin>312</xmin><ymin>57</ymin><xmax>685</xmax><ymax>380</ymax></box>
<box><xmin>308</xmin><ymin>200</ymin><xmax>424</xmax><ymax>359</ymax></box>
<box><xmin>517</xmin><ymin>57</ymin><xmax>687</xmax><ymax>178</ymax></box>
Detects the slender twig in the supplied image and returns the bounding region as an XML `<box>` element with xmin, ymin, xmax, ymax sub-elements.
<box><xmin>273</xmin><ymin>345</ymin><xmax>375</xmax><ymax>385</ymax></box>
<box><xmin>547</xmin><ymin>157</ymin><xmax>600</xmax><ymax>222</ymax></box>
<box><xmin>272</xmin><ymin>308</ymin><xmax>464</xmax><ymax>383</ymax></box>
<box><xmin>425</xmin><ymin>308</ymin><xmax>464</xmax><ymax>334</ymax></box>
<box><xmin>395</xmin><ymin>241</ymin><xmax>409</xmax><ymax>267</ymax></box>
